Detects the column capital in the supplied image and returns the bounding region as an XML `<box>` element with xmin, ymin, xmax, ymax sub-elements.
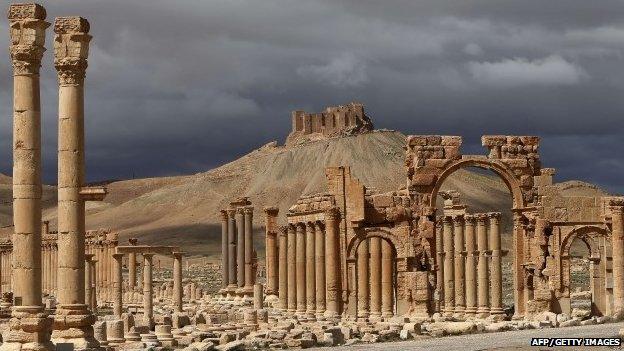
<box><xmin>173</xmin><ymin>251</ymin><xmax>184</xmax><ymax>258</ymax></box>
<box><xmin>53</xmin><ymin>16</ymin><xmax>91</xmax><ymax>86</ymax></box>
<box><xmin>464</xmin><ymin>214</ymin><xmax>476</xmax><ymax>225</ymax></box>
<box><xmin>324</xmin><ymin>207</ymin><xmax>340</xmax><ymax>221</ymax></box>
<box><xmin>8</xmin><ymin>3</ymin><xmax>50</xmax><ymax>76</ymax></box>
<box><xmin>314</xmin><ymin>221</ymin><xmax>324</xmax><ymax>230</ymax></box>
<box><xmin>235</xmin><ymin>207</ymin><xmax>245</xmax><ymax>216</ymax></box>
<box><xmin>112</xmin><ymin>253</ymin><xmax>124</xmax><ymax>260</ymax></box>
<box><xmin>128</xmin><ymin>237</ymin><xmax>138</xmax><ymax>245</ymax></box>
<box><xmin>442</xmin><ymin>215</ymin><xmax>453</xmax><ymax>225</ymax></box>
<box><xmin>220</xmin><ymin>209</ymin><xmax>229</xmax><ymax>221</ymax></box>
<box><xmin>264</xmin><ymin>206</ymin><xmax>279</xmax><ymax>216</ymax></box>
<box><xmin>452</xmin><ymin>214</ymin><xmax>465</xmax><ymax>225</ymax></box>
<box><xmin>243</xmin><ymin>206</ymin><xmax>254</xmax><ymax>215</ymax></box>
<box><xmin>143</xmin><ymin>253</ymin><xmax>155</xmax><ymax>259</ymax></box>
<box><xmin>475</xmin><ymin>213</ymin><xmax>488</xmax><ymax>224</ymax></box>
<box><xmin>226</xmin><ymin>208</ymin><xmax>237</xmax><ymax>217</ymax></box>
<box><xmin>488</xmin><ymin>212</ymin><xmax>502</xmax><ymax>222</ymax></box>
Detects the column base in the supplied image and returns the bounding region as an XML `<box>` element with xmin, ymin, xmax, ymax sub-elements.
<box><xmin>1</xmin><ymin>305</ymin><xmax>54</xmax><ymax>351</ymax></box>
<box><xmin>51</xmin><ymin>304</ymin><xmax>99</xmax><ymax>351</ymax></box>
<box><xmin>464</xmin><ymin>307</ymin><xmax>477</xmax><ymax>316</ymax></box>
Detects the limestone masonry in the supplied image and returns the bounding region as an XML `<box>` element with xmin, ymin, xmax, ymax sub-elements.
<box><xmin>0</xmin><ymin>2</ymin><xmax>623</xmax><ymax>351</ymax></box>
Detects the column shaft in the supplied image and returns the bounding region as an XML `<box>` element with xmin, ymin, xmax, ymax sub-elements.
<box><xmin>435</xmin><ymin>220</ymin><xmax>444</xmax><ymax>312</ymax></box>
<box><xmin>612</xmin><ymin>205</ymin><xmax>624</xmax><ymax>317</ymax></box>
<box><xmin>357</xmin><ymin>239</ymin><xmax>369</xmax><ymax>318</ymax></box>
<box><xmin>278</xmin><ymin>227</ymin><xmax>288</xmax><ymax>310</ymax></box>
<box><xmin>305</xmin><ymin>223</ymin><xmax>316</xmax><ymax>316</ymax></box>
<box><xmin>113</xmin><ymin>254</ymin><xmax>123</xmax><ymax>317</ymax></box>
<box><xmin>443</xmin><ymin>216</ymin><xmax>455</xmax><ymax>315</ymax></box>
<box><xmin>315</xmin><ymin>222</ymin><xmax>326</xmax><ymax>316</ymax></box>
<box><xmin>287</xmin><ymin>225</ymin><xmax>297</xmax><ymax>312</ymax></box>
<box><xmin>476</xmin><ymin>215</ymin><xmax>490</xmax><ymax>316</ymax></box>
<box><xmin>129</xmin><ymin>252</ymin><xmax>136</xmax><ymax>290</ymax></box>
<box><xmin>236</xmin><ymin>209</ymin><xmax>245</xmax><ymax>290</ymax></box>
<box><xmin>143</xmin><ymin>254</ymin><xmax>154</xmax><ymax>326</ymax></box>
<box><xmin>369</xmin><ymin>237</ymin><xmax>382</xmax><ymax>317</ymax></box>
<box><xmin>264</xmin><ymin>207</ymin><xmax>279</xmax><ymax>296</ymax></box>
<box><xmin>227</xmin><ymin>209</ymin><xmax>237</xmax><ymax>290</ymax></box>
<box><xmin>324</xmin><ymin>210</ymin><xmax>341</xmax><ymax>317</ymax></box>
<box><xmin>220</xmin><ymin>211</ymin><xmax>229</xmax><ymax>289</ymax></box>
<box><xmin>489</xmin><ymin>213</ymin><xmax>504</xmax><ymax>314</ymax></box>
<box><xmin>295</xmin><ymin>223</ymin><xmax>306</xmax><ymax>314</ymax></box>
<box><xmin>381</xmin><ymin>239</ymin><xmax>394</xmax><ymax>317</ymax></box>
<box><xmin>453</xmin><ymin>215</ymin><xmax>466</xmax><ymax>315</ymax></box>
<box><xmin>244</xmin><ymin>207</ymin><xmax>254</xmax><ymax>292</ymax></box>
<box><xmin>173</xmin><ymin>253</ymin><xmax>183</xmax><ymax>312</ymax></box>
<box><xmin>464</xmin><ymin>216</ymin><xmax>477</xmax><ymax>316</ymax></box>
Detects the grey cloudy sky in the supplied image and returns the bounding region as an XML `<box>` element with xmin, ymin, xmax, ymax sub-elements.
<box><xmin>1</xmin><ymin>0</ymin><xmax>624</xmax><ymax>193</ymax></box>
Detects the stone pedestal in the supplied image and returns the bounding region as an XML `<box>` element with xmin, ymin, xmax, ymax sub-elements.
<box><xmin>106</xmin><ymin>319</ymin><xmax>125</xmax><ymax>345</ymax></box>
<box><xmin>2</xmin><ymin>5</ymin><xmax>53</xmax><ymax>350</ymax></box>
<box><xmin>155</xmin><ymin>325</ymin><xmax>176</xmax><ymax>347</ymax></box>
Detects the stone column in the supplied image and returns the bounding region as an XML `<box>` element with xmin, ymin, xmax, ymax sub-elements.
<box><xmin>173</xmin><ymin>252</ymin><xmax>183</xmax><ymax>313</ymax></box>
<box><xmin>464</xmin><ymin>215</ymin><xmax>477</xmax><ymax>316</ymax></box>
<box><xmin>305</xmin><ymin>222</ymin><xmax>316</xmax><ymax>318</ymax></box>
<box><xmin>42</xmin><ymin>244</ymin><xmax>47</xmax><ymax>294</ymax></box>
<box><xmin>278</xmin><ymin>226</ymin><xmax>288</xmax><ymax>310</ymax></box>
<box><xmin>488</xmin><ymin>212</ymin><xmax>504</xmax><ymax>315</ymax></box>
<box><xmin>128</xmin><ymin>238</ymin><xmax>137</xmax><ymax>291</ymax></box>
<box><xmin>244</xmin><ymin>207</ymin><xmax>254</xmax><ymax>295</ymax></box>
<box><xmin>314</xmin><ymin>222</ymin><xmax>326</xmax><ymax>317</ymax></box>
<box><xmin>357</xmin><ymin>239</ymin><xmax>369</xmax><ymax>319</ymax></box>
<box><xmin>369</xmin><ymin>237</ymin><xmax>382</xmax><ymax>318</ymax></box>
<box><xmin>287</xmin><ymin>224</ymin><xmax>297</xmax><ymax>313</ymax></box>
<box><xmin>143</xmin><ymin>253</ymin><xmax>154</xmax><ymax>328</ymax></box>
<box><xmin>442</xmin><ymin>216</ymin><xmax>455</xmax><ymax>316</ymax></box>
<box><xmin>264</xmin><ymin>207</ymin><xmax>279</xmax><ymax>296</ymax></box>
<box><xmin>435</xmin><ymin>219</ymin><xmax>444</xmax><ymax>313</ymax></box>
<box><xmin>113</xmin><ymin>253</ymin><xmax>123</xmax><ymax>317</ymax></box>
<box><xmin>295</xmin><ymin>223</ymin><xmax>306</xmax><ymax>315</ymax></box>
<box><xmin>610</xmin><ymin>202</ymin><xmax>624</xmax><ymax>318</ymax></box>
<box><xmin>227</xmin><ymin>209</ymin><xmax>237</xmax><ymax>293</ymax></box>
<box><xmin>475</xmin><ymin>214</ymin><xmax>490</xmax><ymax>317</ymax></box>
<box><xmin>236</xmin><ymin>208</ymin><xmax>245</xmax><ymax>295</ymax></box>
<box><xmin>84</xmin><ymin>254</ymin><xmax>94</xmax><ymax>312</ymax></box>
<box><xmin>5</xmin><ymin>5</ymin><xmax>53</xmax><ymax>350</ymax></box>
<box><xmin>324</xmin><ymin>209</ymin><xmax>341</xmax><ymax>317</ymax></box>
<box><xmin>381</xmin><ymin>239</ymin><xmax>394</xmax><ymax>317</ymax></box>
<box><xmin>453</xmin><ymin>215</ymin><xmax>466</xmax><ymax>316</ymax></box>
<box><xmin>90</xmin><ymin>259</ymin><xmax>97</xmax><ymax>312</ymax></box>
<box><xmin>220</xmin><ymin>210</ymin><xmax>229</xmax><ymax>291</ymax></box>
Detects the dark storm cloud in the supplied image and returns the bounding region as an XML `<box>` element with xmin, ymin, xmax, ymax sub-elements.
<box><xmin>1</xmin><ymin>1</ymin><xmax>623</xmax><ymax>193</ymax></box>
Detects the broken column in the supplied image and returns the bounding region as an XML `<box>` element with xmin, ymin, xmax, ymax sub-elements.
<box><xmin>476</xmin><ymin>214</ymin><xmax>490</xmax><ymax>317</ymax></box>
<box><xmin>488</xmin><ymin>212</ymin><xmax>504</xmax><ymax>315</ymax></box>
<box><xmin>173</xmin><ymin>252</ymin><xmax>183</xmax><ymax>313</ymax></box>
<box><xmin>464</xmin><ymin>215</ymin><xmax>477</xmax><ymax>316</ymax></box>
<box><xmin>324</xmin><ymin>208</ymin><xmax>341</xmax><ymax>317</ymax></box>
<box><xmin>4</xmin><ymin>4</ymin><xmax>53</xmax><ymax>350</ymax></box>
<box><xmin>264</xmin><ymin>207</ymin><xmax>279</xmax><ymax>296</ymax></box>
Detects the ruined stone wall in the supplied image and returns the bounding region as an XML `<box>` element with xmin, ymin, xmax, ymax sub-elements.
<box><xmin>286</xmin><ymin>102</ymin><xmax>374</xmax><ymax>146</ymax></box>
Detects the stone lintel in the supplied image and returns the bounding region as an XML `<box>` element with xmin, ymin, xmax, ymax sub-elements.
<box><xmin>79</xmin><ymin>186</ymin><xmax>107</xmax><ymax>201</ymax></box>
<box><xmin>115</xmin><ymin>245</ymin><xmax>180</xmax><ymax>255</ymax></box>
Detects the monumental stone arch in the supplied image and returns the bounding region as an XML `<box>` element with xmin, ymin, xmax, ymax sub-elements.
<box><xmin>406</xmin><ymin>135</ymin><xmax>541</xmax><ymax>317</ymax></box>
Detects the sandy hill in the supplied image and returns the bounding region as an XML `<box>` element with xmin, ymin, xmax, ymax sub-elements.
<box><xmin>0</xmin><ymin>130</ymin><xmax>608</xmax><ymax>257</ymax></box>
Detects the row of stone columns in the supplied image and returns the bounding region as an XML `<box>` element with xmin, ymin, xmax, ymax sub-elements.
<box><xmin>42</xmin><ymin>240</ymin><xmax>58</xmax><ymax>295</ymax></box>
<box><xmin>219</xmin><ymin>203</ymin><xmax>255</xmax><ymax>299</ymax></box>
<box><xmin>0</xmin><ymin>248</ymin><xmax>12</xmax><ymax>293</ymax></box>
<box><xmin>270</xmin><ymin>208</ymin><xmax>341</xmax><ymax>318</ymax></box>
<box><xmin>356</xmin><ymin>237</ymin><xmax>395</xmax><ymax>319</ymax></box>
<box><xmin>437</xmin><ymin>213</ymin><xmax>504</xmax><ymax>318</ymax></box>
<box><xmin>86</xmin><ymin>232</ymin><xmax>119</xmax><ymax>304</ymax></box>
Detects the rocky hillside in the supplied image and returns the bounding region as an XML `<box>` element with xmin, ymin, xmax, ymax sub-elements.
<box><xmin>0</xmin><ymin>130</ymin><xmax>606</xmax><ymax>257</ymax></box>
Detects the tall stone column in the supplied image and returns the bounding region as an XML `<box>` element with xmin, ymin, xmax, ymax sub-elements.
<box><xmin>128</xmin><ymin>238</ymin><xmax>137</xmax><ymax>291</ymax></box>
<box><xmin>4</xmin><ymin>5</ymin><xmax>53</xmax><ymax>350</ymax></box>
<box><xmin>369</xmin><ymin>237</ymin><xmax>382</xmax><ymax>318</ymax></box>
<box><xmin>435</xmin><ymin>219</ymin><xmax>444</xmax><ymax>313</ymax></box>
<box><xmin>42</xmin><ymin>243</ymin><xmax>48</xmax><ymax>294</ymax></box>
<box><xmin>278</xmin><ymin>226</ymin><xmax>288</xmax><ymax>310</ymax></box>
<box><xmin>143</xmin><ymin>253</ymin><xmax>154</xmax><ymax>328</ymax></box>
<box><xmin>314</xmin><ymin>222</ymin><xmax>326</xmax><ymax>317</ymax></box>
<box><xmin>453</xmin><ymin>215</ymin><xmax>466</xmax><ymax>316</ymax></box>
<box><xmin>112</xmin><ymin>253</ymin><xmax>123</xmax><ymax>317</ymax></box>
<box><xmin>381</xmin><ymin>239</ymin><xmax>394</xmax><ymax>317</ymax></box>
<box><xmin>324</xmin><ymin>209</ymin><xmax>341</xmax><ymax>317</ymax></box>
<box><xmin>295</xmin><ymin>223</ymin><xmax>306</xmax><ymax>315</ymax></box>
<box><xmin>488</xmin><ymin>212</ymin><xmax>504</xmax><ymax>315</ymax></box>
<box><xmin>610</xmin><ymin>202</ymin><xmax>624</xmax><ymax>318</ymax></box>
<box><xmin>89</xmin><ymin>258</ymin><xmax>97</xmax><ymax>312</ymax></box>
<box><xmin>357</xmin><ymin>239</ymin><xmax>369</xmax><ymax>319</ymax></box>
<box><xmin>235</xmin><ymin>208</ymin><xmax>245</xmax><ymax>295</ymax></box>
<box><xmin>220</xmin><ymin>210</ymin><xmax>229</xmax><ymax>292</ymax></box>
<box><xmin>173</xmin><ymin>252</ymin><xmax>183</xmax><ymax>313</ymax></box>
<box><xmin>475</xmin><ymin>214</ymin><xmax>490</xmax><ymax>317</ymax></box>
<box><xmin>287</xmin><ymin>224</ymin><xmax>297</xmax><ymax>313</ymax></box>
<box><xmin>264</xmin><ymin>207</ymin><xmax>279</xmax><ymax>296</ymax></box>
<box><xmin>227</xmin><ymin>209</ymin><xmax>237</xmax><ymax>294</ymax></box>
<box><xmin>442</xmin><ymin>216</ymin><xmax>455</xmax><ymax>316</ymax></box>
<box><xmin>53</xmin><ymin>18</ymin><xmax>98</xmax><ymax>348</ymax></box>
<box><xmin>305</xmin><ymin>222</ymin><xmax>316</xmax><ymax>318</ymax></box>
<box><xmin>244</xmin><ymin>207</ymin><xmax>254</xmax><ymax>296</ymax></box>
<box><xmin>464</xmin><ymin>215</ymin><xmax>477</xmax><ymax>316</ymax></box>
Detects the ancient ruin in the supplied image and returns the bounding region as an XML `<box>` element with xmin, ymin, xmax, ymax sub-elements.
<box><xmin>0</xmin><ymin>2</ymin><xmax>623</xmax><ymax>350</ymax></box>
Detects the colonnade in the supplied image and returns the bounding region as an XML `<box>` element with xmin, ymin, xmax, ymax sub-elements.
<box><xmin>42</xmin><ymin>235</ymin><xmax>58</xmax><ymax>295</ymax></box>
<box><xmin>260</xmin><ymin>208</ymin><xmax>342</xmax><ymax>318</ymax></box>
<box><xmin>437</xmin><ymin>212</ymin><xmax>504</xmax><ymax>318</ymax></box>
<box><xmin>355</xmin><ymin>237</ymin><xmax>395</xmax><ymax>319</ymax></box>
<box><xmin>86</xmin><ymin>231</ymin><xmax>119</xmax><ymax>304</ymax></box>
<box><xmin>219</xmin><ymin>200</ymin><xmax>256</xmax><ymax>299</ymax></box>
<box><xmin>0</xmin><ymin>244</ymin><xmax>12</xmax><ymax>293</ymax></box>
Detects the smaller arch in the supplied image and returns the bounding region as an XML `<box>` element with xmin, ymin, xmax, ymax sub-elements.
<box><xmin>561</xmin><ymin>225</ymin><xmax>609</xmax><ymax>259</ymax></box>
<box><xmin>428</xmin><ymin>158</ymin><xmax>526</xmax><ymax>209</ymax></box>
<box><xmin>346</xmin><ymin>228</ymin><xmax>402</xmax><ymax>260</ymax></box>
